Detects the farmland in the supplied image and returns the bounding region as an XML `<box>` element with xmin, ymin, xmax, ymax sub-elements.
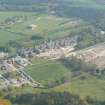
<box><xmin>6</xmin><ymin>57</ymin><xmax>105</xmax><ymax>101</ymax></box>
<box><xmin>0</xmin><ymin>11</ymin><xmax>92</xmax><ymax>47</ymax></box>
<box><xmin>1</xmin><ymin>0</ymin><xmax>105</xmax><ymax>105</ymax></box>
<box><xmin>54</xmin><ymin>75</ymin><xmax>105</xmax><ymax>101</ymax></box>
<box><xmin>25</xmin><ymin>59</ymin><xmax>71</xmax><ymax>84</ymax></box>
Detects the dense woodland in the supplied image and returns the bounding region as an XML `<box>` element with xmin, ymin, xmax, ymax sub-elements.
<box><xmin>6</xmin><ymin>92</ymin><xmax>105</xmax><ymax>105</ymax></box>
<box><xmin>6</xmin><ymin>92</ymin><xmax>85</xmax><ymax>105</ymax></box>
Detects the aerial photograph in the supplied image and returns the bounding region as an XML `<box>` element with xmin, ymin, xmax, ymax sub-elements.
<box><xmin>0</xmin><ymin>0</ymin><xmax>105</xmax><ymax>105</ymax></box>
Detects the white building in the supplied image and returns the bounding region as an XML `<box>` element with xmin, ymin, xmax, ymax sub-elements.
<box><xmin>0</xmin><ymin>52</ymin><xmax>8</xmax><ymax>58</ymax></box>
<box><xmin>13</xmin><ymin>56</ymin><xmax>31</xmax><ymax>67</ymax></box>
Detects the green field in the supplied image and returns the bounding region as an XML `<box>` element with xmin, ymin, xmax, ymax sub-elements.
<box><xmin>0</xmin><ymin>11</ymin><xmax>92</xmax><ymax>47</ymax></box>
<box><xmin>54</xmin><ymin>75</ymin><xmax>105</xmax><ymax>101</ymax></box>
<box><xmin>25</xmin><ymin>59</ymin><xmax>71</xmax><ymax>84</ymax></box>
<box><xmin>6</xmin><ymin>59</ymin><xmax>104</xmax><ymax>101</ymax></box>
<box><xmin>0</xmin><ymin>11</ymin><xmax>101</xmax><ymax>51</ymax></box>
<box><xmin>24</xmin><ymin>59</ymin><xmax>105</xmax><ymax>101</ymax></box>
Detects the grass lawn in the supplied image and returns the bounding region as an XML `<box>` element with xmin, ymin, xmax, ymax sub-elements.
<box><xmin>0</xmin><ymin>30</ymin><xmax>25</xmax><ymax>46</ymax></box>
<box><xmin>25</xmin><ymin>59</ymin><xmax>71</xmax><ymax>84</ymax></box>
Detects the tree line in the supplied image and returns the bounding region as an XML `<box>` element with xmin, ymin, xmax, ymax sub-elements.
<box><xmin>6</xmin><ymin>92</ymin><xmax>86</xmax><ymax>105</ymax></box>
<box><xmin>6</xmin><ymin>92</ymin><xmax>105</xmax><ymax>105</ymax></box>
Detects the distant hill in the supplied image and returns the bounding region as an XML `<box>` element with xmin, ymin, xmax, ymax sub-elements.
<box><xmin>0</xmin><ymin>0</ymin><xmax>49</xmax><ymax>5</ymax></box>
<box><xmin>0</xmin><ymin>0</ymin><xmax>105</xmax><ymax>25</ymax></box>
<box><xmin>0</xmin><ymin>0</ymin><xmax>49</xmax><ymax>11</ymax></box>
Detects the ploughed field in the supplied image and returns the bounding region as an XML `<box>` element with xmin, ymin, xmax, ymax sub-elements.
<box><xmin>75</xmin><ymin>43</ymin><xmax>105</xmax><ymax>69</ymax></box>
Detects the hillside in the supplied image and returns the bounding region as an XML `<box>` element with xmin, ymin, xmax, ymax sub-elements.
<box><xmin>0</xmin><ymin>0</ymin><xmax>105</xmax><ymax>105</ymax></box>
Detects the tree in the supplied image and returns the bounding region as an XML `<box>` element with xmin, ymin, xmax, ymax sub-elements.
<box><xmin>0</xmin><ymin>98</ymin><xmax>11</xmax><ymax>105</ymax></box>
<box><xmin>7</xmin><ymin>92</ymin><xmax>86</xmax><ymax>105</ymax></box>
<box><xmin>31</xmin><ymin>36</ymin><xmax>43</xmax><ymax>49</ymax></box>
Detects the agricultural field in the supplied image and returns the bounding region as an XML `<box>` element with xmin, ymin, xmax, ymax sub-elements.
<box><xmin>23</xmin><ymin>58</ymin><xmax>105</xmax><ymax>101</ymax></box>
<box><xmin>54</xmin><ymin>75</ymin><xmax>105</xmax><ymax>101</ymax></box>
<box><xmin>0</xmin><ymin>11</ymin><xmax>92</xmax><ymax>47</ymax></box>
<box><xmin>25</xmin><ymin>59</ymin><xmax>71</xmax><ymax>84</ymax></box>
